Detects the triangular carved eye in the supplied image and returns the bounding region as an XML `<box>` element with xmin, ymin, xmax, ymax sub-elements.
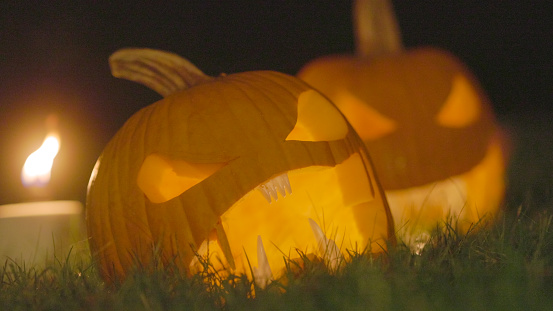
<box><xmin>286</xmin><ymin>90</ymin><xmax>349</xmax><ymax>142</ymax></box>
<box><xmin>137</xmin><ymin>153</ymin><xmax>227</xmax><ymax>203</ymax></box>
<box><xmin>333</xmin><ymin>91</ymin><xmax>397</xmax><ymax>141</ymax></box>
<box><xmin>435</xmin><ymin>74</ymin><xmax>482</xmax><ymax>128</ymax></box>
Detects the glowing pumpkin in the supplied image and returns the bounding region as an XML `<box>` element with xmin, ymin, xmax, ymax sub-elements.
<box><xmin>298</xmin><ymin>0</ymin><xmax>506</xmax><ymax>249</ymax></box>
<box><xmin>86</xmin><ymin>48</ymin><xmax>394</xmax><ymax>283</ymax></box>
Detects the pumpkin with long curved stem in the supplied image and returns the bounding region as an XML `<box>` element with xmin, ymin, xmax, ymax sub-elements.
<box><xmin>298</xmin><ymin>0</ymin><xmax>507</xmax><ymax>249</ymax></box>
<box><xmin>86</xmin><ymin>48</ymin><xmax>394</xmax><ymax>283</ymax></box>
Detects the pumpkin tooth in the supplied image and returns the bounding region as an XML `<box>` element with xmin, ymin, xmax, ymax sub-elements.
<box><xmin>252</xmin><ymin>235</ymin><xmax>272</xmax><ymax>287</ymax></box>
<box><xmin>257</xmin><ymin>172</ymin><xmax>292</xmax><ymax>204</ymax></box>
<box><xmin>215</xmin><ymin>220</ymin><xmax>236</xmax><ymax>270</ymax></box>
<box><xmin>257</xmin><ymin>183</ymin><xmax>277</xmax><ymax>203</ymax></box>
<box><xmin>308</xmin><ymin>218</ymin><xmax>342</xmax><ymax>269</ymax></box>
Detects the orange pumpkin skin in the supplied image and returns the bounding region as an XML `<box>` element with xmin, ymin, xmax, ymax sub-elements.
<box><xmin>299</xmin><ymin>47</ymin><xmax>506</xmax><ymax>243</ymax></box>
<box><xmin>87</xmin><ymin>67</ymin><xmax>394</xmax><ymax>282</ymax></box>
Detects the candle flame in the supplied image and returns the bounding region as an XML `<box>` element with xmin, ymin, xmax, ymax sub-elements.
<box><xmin>21</xmin><ymin>132</ymin><xmax>60</xmax><ymax>187</ymax></box>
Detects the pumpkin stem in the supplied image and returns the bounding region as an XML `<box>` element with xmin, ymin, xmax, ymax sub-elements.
<box><xmin>353</xmin><ymin>0</ymin><xmax>403</xmax><ymax>58</ymax></box>
<box><xmin>109</xmin><ymin>48</ymin><xmax>214</xmax><ymax>97</ymax></box>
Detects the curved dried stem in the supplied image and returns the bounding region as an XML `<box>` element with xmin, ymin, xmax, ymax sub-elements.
<box><xmin>353</xmin><ymin>0</ymin><xmax>403</xmax><ymax>58</ymax></box>
<box><xmin>109</xmin><ymin>48</ymin><xmax>214</xmax><ymax>97</ymax></box>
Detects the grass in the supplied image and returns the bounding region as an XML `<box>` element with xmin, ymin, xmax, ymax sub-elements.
<box><xmin>1</xmin><ymin>208</ymin><xmax>553</xmax><ymax>310</ymax></box>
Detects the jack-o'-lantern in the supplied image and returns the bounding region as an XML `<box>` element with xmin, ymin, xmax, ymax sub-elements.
<box><xmin>298</xmin><ymin>0</ymin><xmax>506</xmax><ymax>249</ymax></box>
<box><xmin>86</xmin><ymin>48</ymin><xmax>394</xmax><ymax>283</ymax></box>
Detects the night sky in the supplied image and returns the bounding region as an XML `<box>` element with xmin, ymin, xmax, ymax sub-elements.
<box><xmin>0</xmin><ymin>1</ymin><xmax>552</xmax><ymax>207</ymax></box>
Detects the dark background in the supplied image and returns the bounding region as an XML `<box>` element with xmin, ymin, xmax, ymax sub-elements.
<box><xmin>1</xmin><ymin>1</ymin><xmax>552</xmax><ymax>211</ymax></box>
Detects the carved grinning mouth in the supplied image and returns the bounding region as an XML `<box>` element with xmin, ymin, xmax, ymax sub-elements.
<box><xmin>190</xmin><ymin>152</ymin><xmax>379</xmax><ymax>286</ymax></box>
<box><xmin>192</xmin><ymin>172</ymin><xmax>344</xmax><ymax>286</ymax></box>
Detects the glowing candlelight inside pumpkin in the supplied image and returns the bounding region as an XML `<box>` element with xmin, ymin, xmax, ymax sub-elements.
<box><xmin>21</xmin><ymin>132</ymin><xmax>60</xmax><ymax>187</ymax></box>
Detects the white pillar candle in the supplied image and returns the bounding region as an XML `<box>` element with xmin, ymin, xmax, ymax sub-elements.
<box><xmin>0</xmin><ymin>200</ymin><xmax>86</xmax><ymax>265</ymax></box>
<box><xmin>4</xmin><ymin>115</ymin><xmax>88</xmax><ymax>265</ymax></box>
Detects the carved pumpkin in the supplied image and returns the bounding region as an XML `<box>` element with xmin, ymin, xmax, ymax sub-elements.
<box><xmin>86</xmin><ymin>48</ymin><xmax>394</xmax><ymax>283</ymax></box>
<box><xmin>298</xmin><ymin>0</ymin><xmax>506</xmax><ymax>248</ymax></box>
